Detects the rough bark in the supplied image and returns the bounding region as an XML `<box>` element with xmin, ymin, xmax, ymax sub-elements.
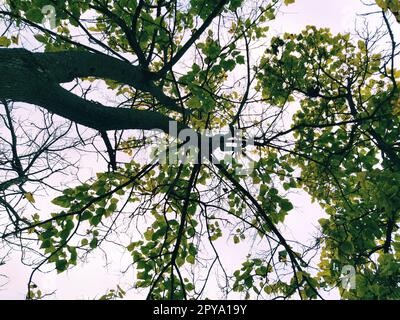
<box><xmin>0</xmin><ymin>48</ymin><xmax>185</xmax><ymax>134</ymax></box>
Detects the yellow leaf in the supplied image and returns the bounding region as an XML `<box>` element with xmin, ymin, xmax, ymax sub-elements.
<box><xmin>284</xmin><ymin>0</ymin><xmax>295</xmax><ymax>5</ymax></box>
<box><xmin>25</xmin><ymin>192</ymin><xmax>36</xmax><ymax>204</ymax></box>
<box><xmin>0</xmin><ymin>36</ymin><xmax>11</xmax><ymax>47</ymax></box>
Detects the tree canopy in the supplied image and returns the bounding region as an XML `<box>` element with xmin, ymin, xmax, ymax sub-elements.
<box><xmin>0</xmin><ymin>0</ymin><xmax>399</xmax><ymax>300</ymax></box>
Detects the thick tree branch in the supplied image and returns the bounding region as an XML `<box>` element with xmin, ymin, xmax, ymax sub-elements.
<box><xmin>0</xmin><ymin>48</ymin><xmax>186</xmax><ymax>134</ymax></box>
<box><xmin>32</xmin><ymin>49</ymin><xmax>184</xmax><ymax>114</ymax></box>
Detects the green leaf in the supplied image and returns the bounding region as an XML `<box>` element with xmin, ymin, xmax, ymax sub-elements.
<box><xmin>280</xmin><ymin>200</ymin><xmax>294</xmax><ymax>212</ymax></box>
<box><xmin>244</xmin><ymin>276</ymin><xmax>253</xmax><ymax>288</ymax></box>
<box><xmin>176</xmin><ymin>257</ymin><xmax>185</xmax><ymax>267</ymax></box>
<box><xmin>40</xmin><ymin>240</ymin><xmax>51</xmax><ymax>249</ymax></box>
<box><xmin>236</xmin><ymin>55</ymin><xmax>245</xmax><ymax>64</ymax></box>
<box><xmin>56</xmin><ymin>259</ymin><xmax>68</xmax><ymax>273</ymax></box>
<box><xmin>90</xmin><ymin>237</ymin><xmax>98</xmax><ymax>249</ymax></box>
<box><xmin>188</xmin><ymin>244</ymin><xmax>197</xmax><ymax>256</ymax></box>
<box><xmin>186</xmin><ymin>96</ymin><xmax>202</xmax><ymax>109</ymax></box>
<box><xmin>221</xmin><ymin>59</ymin><xmax>236</xmax><ymax>71</ymax></box>
<box><xmin>34</xmin><ymin>34</ymin><xmax>47</xmax><ymax>43</ymax></box>
<box><xmin>81</xmin><ymin>211</ymin><xmax>93</xmax><ymax>221</ymax></box>
<box><xmin>340</xmin><ymin>241</ymin><xmax>355</xmax><ymax>254</ymax></box>
<box><xmin>90</xmin><ymin>215</ymin><xmax>101</xmax><ymax>226</ymax></box>
<box><xmin>51</xmin><ymin>196</ymin><xmax>71</xmax><ymax>208</ymax></box>
<box><xmin>25</xmin><ymin>8</ymin><xmax>44</xmax><ymax>23</ymax></box>
<box><xmin>187</xmin><ymin>255</ymin><xmax>195</xmax><ymax>264</ymax></box>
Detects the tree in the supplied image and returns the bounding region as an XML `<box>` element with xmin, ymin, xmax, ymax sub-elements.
<box><xmin>0</xmin><ymin>0</ymin><xmax>399</xmax><ymax>300</ymax></box>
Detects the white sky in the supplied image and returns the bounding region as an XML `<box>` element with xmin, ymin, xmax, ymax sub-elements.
<box><xmin>0</xmin><ymin>0</ymin><xmax>382</xmax><ymax>300</ymax></box>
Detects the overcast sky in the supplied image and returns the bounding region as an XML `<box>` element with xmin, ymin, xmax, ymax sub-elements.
<box><xmin>0</xmin><ymin>0</ymin><xmax>382</xmax><ymax>300</ymax></box>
